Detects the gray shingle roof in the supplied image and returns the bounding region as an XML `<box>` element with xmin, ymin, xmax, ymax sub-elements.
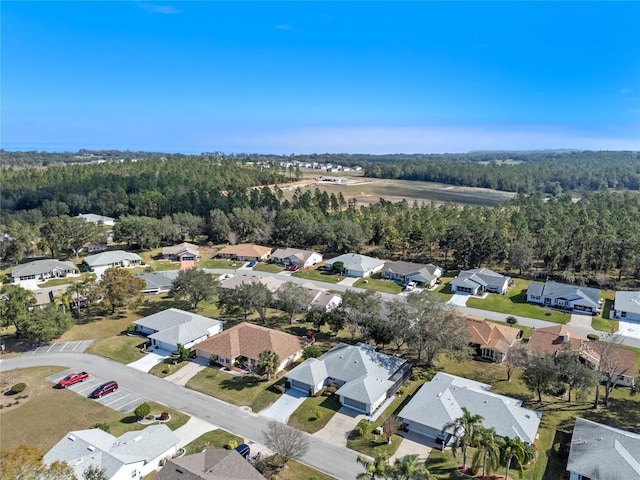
<box><xmin>135</xmin><ymin>308</ymin><xmax>223</xmax><ymax>346</ymax></box>
<box><xmin>156</xmin><ymin>449</ymin><xmax>264</xmax><ymax>480</ymax></box>
<box><xmin>286</xmin><ymin>357</ymin><xmax>328</xmax><ymax>386</ymax></box>
<box><xmin>325</xmin><ymin>253</ymin><xmax>384</xmax><ymax>273</ymax></box>
<box><xmin>135</xmin><ymin>270</ymin><xmax>181</xmax><ymax>291</ymax></box>
<box><xmin>528</xmin><ymin>281</ymin><xmax>601</xmax><ymax>308</ymax></box>
<box><xmin>614</xmin><ymin>291</ymin><xmax>640</xmax><ymax>315</ymax></box>
<box><xmin>12</xmin><ymin>259</ymin><xmax>77</xmax><ymax>278</ymax></box>
<box><xmin>399</xmin><ymin>373</ymin><xmax>541</xmax><ymax>444</ymax></box>
<box><xmin>336</xmin><ymin>375</ymin><xmax>393</xmax><ymax>405</ymax></box>
<box><xmin>567</xmin><ymin>418</ymin><xmax>640</xmax><ymax>480</ymax></box>
<box><xmin>456</xmin><ymin>268</ymin><xmax>509</xmax><ymax>287</ymax></box>
<box><xmin>382</xmin><ymin>261</ymin><xmax>440</xmax><ymax>278</ymax></box>
<box><xmin>84</xmin><ymin>250</ymin><xmax>143</xmax><ymax>268</ymax></box>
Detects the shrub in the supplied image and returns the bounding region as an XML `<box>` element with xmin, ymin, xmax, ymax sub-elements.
<box><xmin>315</xmin><ymin>410</ymin><xmax>323</xmax><ymax>419</ymax></box>
<box><xmin>397</xmin><ymin>388</ymin><xmax>405</xmax><ymax>396</ymax></box>
<box><xmin>126</xmin><ymin>323</ymin><xmax>136</xmax><ymax>333</ymax></box>
<box><xmin>353</xmin><ymin>419</ymin><xmax>370</xmax><ymax>438</ymax></box>
<box><xmin>303</xmin><ymin>345</ymin><xmax>321</xmax><ymax>359</ymax></box>
<box><xmin>410</xmin><ymin>372</ymin><xmax>420</xmax><ymax>382</ymax></box>
<box><xmin>273</xmin><ymin>384</ymin><xmax>285</xmax><ymax>394</ymax></box>
<box><xmin>227</xmin><ymin>440</ymin><xmax>238</xmax><ymax>450</ymax></box>
<box><xmin>92</xmin><ymin>423</ymin><xmax>111</xmax><ymax>432</ymax></box>
<box><xmin>506</xmin><ymin>315</ymin><xmax>518</xmax><ymax>325</ymax></box>
<box><xmin>10</xmin><ymin>383</ymin><xmax>26</xmax><ymax>394</ymax></box>
<box><xmin>135</xmin><ymin>402</ymin><xmax>151</xmax><ymax>420</ymax></box>
<box><xmin>162</xmin><ymin>368</ymin><xmax>170</xmax><ymax>374</ymax></box>
<box><xmin>587</xmin><ymin>334</ymin><xmax>600</xmax><ymax>341</ymax></box>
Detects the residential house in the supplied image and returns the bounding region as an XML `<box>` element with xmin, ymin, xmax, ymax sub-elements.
<box><xmin>10</xmin><ymin>259</ymin><xmax>78</xmax><ymax>287</ymax></box>
<box><xmin>324</xmin><ymin>253</ymin><xmax>385</xmax><ymax>278</ymax></box>
<box><xmin>44</xmin><ymin>425</ymin><xmax>179</xmax><ymax>480</ymax></box>
<box><xmin>527</xmin><ymin>281</ymin><xmax>601</xmax><ymax>315</ymax></box>
<box><xmin>219</xmin><ymin>274</ymin><xmax>285</xmax><ymax>293</ymax></box>
<box><xmin>133</xmin><ymin>308</ymin><xmax>223</xmax><ymax>352</ymax></box>
<box><xmin>462</xmin><ymin>314</ymin><xmax>521</xmax><ymax>363</ymax></box>
<box><xmin>216</xmin><ymin>244</ymin><xmax>272</xmax><ymax>262</ymax></box>
<box><xmin>526</xmin><ymin>325</ymin><xmax>636</xmax><ymax>388</ymax></box>
<box><xmin>162</xmin><ymin>242</ymin><xmax>199</xmax><ymax>262</ymax></box>
<box><xmin>155</xmin><ymin>449</ymin><xmax>264</xmax><ymax>480</ymax></box>
<box><xmin>195</xmin><ymin>322</ymin><xmax>310</xmax><ymax>373</ymax></box>
<box><xmin>271</xmin><ymin>247</ymin><xmax>323</xmax><ymax>269</ymax></box>
<box><xmin>286</xmin><ymin>343</ymin><xmax>411</xmax><ymax>415</ymax></box>
<box><xmin>398</xmin><ymin>372</ymin><xmax>541</xmax><ymax>446</ymax></box>
<box><xmin>77</xmin><ymin>213</ymin><xmax>115</xmax><ymax>226</ymax></box>
<box><xmin>84</xmin><ymin>243</ymin><xmax>108</xmax><ymax>253</ymax></box>
<box><xmin>297</xmin><ymin>282</ymin><xmax>342</xmax><ymax>311</ymax></box>
<box><xmin>451</xmin><ymin>268</ymin><xmax>510</xmax><ymax>295</ymax></box>
<box><xmin>566</xmin><ymin>418</ymin><xmax>640</xmax><ymax>480</ymax></box>
<box><xmin>613</xmin><ymin>291</ymin><xmax>640</xmax><ymax>322</ymax></box>
<box><xmin>83</xmin><ymin>250</ymin><xmax>143</xmax><ymax>271</ymax></box>
<box><xmin>135</xmin><ymin>270</ymin><xmax>181</xmax><ymax>295</ymax></box>
<box><xmin>381</xmin><ymin>261</ymin><xmax>443</xmax><ymax>288</ymax></box>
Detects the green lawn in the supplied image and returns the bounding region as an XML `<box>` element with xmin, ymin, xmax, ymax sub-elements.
<box><xmin>38</xmin><ymin>273</ymin><xmax>96</xmax><ymax>288</ymax></box>
<box><xmin>186</xmin><ymin>367</ymin><xmax>281</xmax><ymax>412</ymax></box>
<box><xmin>89</xmin><ymin>334</ymin><xmax>147</xmax><ymax>364</ymax></box>
<box><xmin>591</xmin><ymin>316</ymin><xmax>619</xmax><ymax>332</ymax></box>
<box><xmin>183</xmin><ymin>429</ymin><xmax>244</xmax><ymax>455</ymax></box>
<box><xmin>353</xmin><ymin>277</ymin><xmax>403</xmax><ymax>294</ymax></box>
<box><xmin>108</xmin><ymin>402</ymin><xmax>190</xmax><ymax>437</ymax></box>
<box><xmin>466</xmin><ymin>279</ymin><xmax>570</xmax><ymax>323</ymax></box>
<box><xmin>149</xmin><ymin>358</ymin><xmax>191</xmax><ymax>378</ymax></box>
<box><xmin>253</xmin><ymin>263</ymin><xmax>285</xmax><ymax>273</ymax></box>
<box><xmin>288</xmin><ymin>392</ymin><xmax>342</xmax><ymax>433</ymax></box>
<box><xmin>434</xmin><ymin>277</ymin><xmax>455</xmax><ymax>301</ymax></box>
<box><xmin>292</xmin><ymin>268</ymin><xmax>343</xmax><ymax>284</ymax></box>
<box><xmin>197</xmin><ymin>258</ymin><xmax>245</xmax><ymax>269</ymax></box>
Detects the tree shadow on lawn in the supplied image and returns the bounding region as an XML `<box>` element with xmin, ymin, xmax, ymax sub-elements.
<box><xmin>137</xmin><ymin>298</ymin><xmax>192</xmax><ymax>317</ymax></box>
<box><xmin>583</xmin><ymin>398</ymin><xmax>640</xmax><ymax>432</ymax></box>
<box><xmin>509</xmin><ymin>290</ymin><xmax>529</xmax><ymax>304</ymax></box>
<box><xmin>219</xmin><ymin>375</ymin><xmax>263</xmax><ymax>392</ymax></box>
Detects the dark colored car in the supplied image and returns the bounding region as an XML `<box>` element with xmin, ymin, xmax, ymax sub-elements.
<box><xmin>247</xmin><ymin>261</ymin><xmax>257</xmax><ymax>267</ymax></box>
<box><xmin>90</xmin><ymin>380</ymin><xmax>118</xmax><ymax>398</ymax></box>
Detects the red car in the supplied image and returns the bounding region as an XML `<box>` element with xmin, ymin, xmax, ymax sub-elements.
<box><xmin>57</xmin><ymin>372</ymin><xmax>89</xmax><ymax>388</ymax></box>
<box><xmin>90</xmin><ymin>381</ymin><xmax>118</xmax><ymax>398</ymax></box>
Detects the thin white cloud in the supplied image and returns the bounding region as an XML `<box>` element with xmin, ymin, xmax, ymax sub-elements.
<box><xmin>139</xmin><ymin>3</ymin><xmax>183</xmax><ymax>15</ymax></box>
<box><xmin>274</xmin><ymin>24</ymin><xmax>296</xmax><ymax>32</ymax></box>
<box><xmin>621</xmin><ymin>88</ymin><xmax>633</xmax><ymax>95</ymax></box>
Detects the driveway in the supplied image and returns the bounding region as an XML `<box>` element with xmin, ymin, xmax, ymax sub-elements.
<box><xmin>127</xmin><ymin>349</ymin><xmax>172</xmax><ymax>373</ymax></box>
<box><xmin>173</xmin><ymin>416</ymin><xmax>218</xmax><ymax>448</ymax></box>
<box><xmin>568</xmin><ymin>313</ymin><xmax>594</xmax><ymax>330</ymax></box>
<box><xmin>617</xmin><ymin>318</ymin><xmax>640</xmax><ymax>339</ymax></box>
<box><xmin>259</xmin><ymin>388</ymin><xmax>307</xmax><ymax>423</ymax></box>
<box><xmin>338</xmin><ymin>277</ymin><xmax>359</xmax><ymax>287</ymax></box>
<box><xmin>447</xmin><ymin>293</ymin><xmax>470</xmax><ymax>306</ymax></box>
<box><xmin>313</xmin><ymin>407</ymin><xmax>364</xmax><ymax>447</ymax></box>
<box><xmin>391</xmin><ymin>431</ymin><xmax>433</xmax><ymax>464</ymax></box>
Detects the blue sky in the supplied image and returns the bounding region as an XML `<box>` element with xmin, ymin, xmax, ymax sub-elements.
<box><xmin>2</xmin><ymin>1</ymin><xmax>639</xmax><ymax>154</ymax></box>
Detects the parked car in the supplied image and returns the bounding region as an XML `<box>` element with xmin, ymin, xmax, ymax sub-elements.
<box><xmin>235</xmin><ymin>443</ymin><xmax>251</xmax><ymax>459</ymax></box>
<box><xmin>247</xmin><ymin>261</ymin><xmax>257</xmax><ymax>267</ymax></box>
<box><xmin>286</xmin><ymin>264</ymin><xmax>301</xmax><ymax>271</ymax></box>
<box><xmin>90</xmin><ymin>381</ymin><xmax>118</xmax><ymax>398</ymax></box>
<box><xmin>57</xmin><ymin>371</ymin><xmax>89</xmax><ymax>388</ymax></box>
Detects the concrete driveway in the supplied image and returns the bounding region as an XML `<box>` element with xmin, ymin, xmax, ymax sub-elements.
<box><xmin>127</xmin><ymin>349</ymin><xmax>171</xmax><ymax>373</ymax></box>
<box><xmin>260</xmin><ymin>388</ymin><xmax>307</xmax><ymax>423</ymax></box>
<box><xmin>568</xmin><ymin>313</ymin><xmax>594</xmax><ymax>330</ymax></box>
<box><xmin>313</xmin><ymin>407</ymin><xmax>364</xmax><ymax>447</ymax></box>
<box><xmin>164</xmin><ymin>357</ymin><xmax>208</xmax><ymax>386</ymax></box>
<box><xmin>617</xmin><ymin>318</ymin><xmax>640</xmax><ymax>339</ymax></box>
<box><xmin>447</xmin><ymin>293</ymin><xmax>470</xmax><ymax>306</ymax></box>
<box><xmin>391</xmin><ymin>431</ymin><xmax>433</xmax><ymax>463</ymax></box>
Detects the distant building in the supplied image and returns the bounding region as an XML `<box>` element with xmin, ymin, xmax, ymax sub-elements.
<box><xmin>10</xmin><ymin>259</ymin><xmax>78</xmax><ymax>288</ymax></box>
<box><xmin>77</xmin><ymin>213</ymin><xmax>115</xmax><ymax>226</ymax></box>
<box><xmin>451</xmin><ymin>268</ymin><xmax>511</xmax><ymax>295</ymax></box>
<box><xmin>381</xmin><ymin>261</ymin><xmax>443</xmax><ymax>288</ymax></box>
<box><xmin>324</xmin><ymin>253</ymin><xmax>385</xmax><ymax>278</ymax></box>
<box><xmin>527</xmin><ymin>281</ymin><xmax>601</xmax><ymax>315</ymax></box>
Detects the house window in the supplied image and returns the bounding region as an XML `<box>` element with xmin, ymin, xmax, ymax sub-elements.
<box><xmin>621</xmin><ymin>311</ymin><xmax>627</xmax><ymax>318</ymax></box>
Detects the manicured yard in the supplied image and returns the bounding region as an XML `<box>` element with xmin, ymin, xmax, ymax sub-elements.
<box><xmin>183</xmin><ymin>429</ymin><xmax>244</xmax><ymax>455</ymax></box>
<box><xmin>591</xmin><ymin>315</ymin><xmax>619</xmax><ymax>332</ymax></box>
<box><xmin>466</xmin><ymin>279</ymin><xmax>570</xmax><ymax>323</ymax></box>
<box><xmin>186</xmin><ymin>367</ymin><xmax>281</xmax><ymax>412</ymax></box>
<box><xmin>288</xmin><ymin>392</ymin><xmax>342</xmax><ymax>433</ymax></box>
<box><xmin>149</xmin><ymin>358</ymin><xmax>191</xmax><ymax>378</ymax></box>
<box><xmin>253</xmin><ymin>263</ymin><xmax>285</xmax><ymax>273</ymax></box>
<box><xmin>197</xmin><ymin>258</ymin><xmax>245</xmax><ymax>269</ymax></box>
<box><xmin>88</xmin><ymin>334</ymin><xmax>147</xmax><ymax>364</ymax></box>
<box><xmin>108</xmin><ymin>401</ymin><xmax>190</xmax><ymax>437</ymax></box>
<box><xmin>292</xmin><ymin>268</ymin><xmax>343</xmax><ymax>284</ymax></box>
<box><xmin>433</xmin><ymin>277</ymin><xmax>455</xmax><ymax>301</ymax></box>
<box><xmin>353</xmin><ymin>276</ymin><xmax>403</xmax><ymax>294</ymax></box>
<box><xmin>38</xmin><ymin>273</ymin><xmax>97</xmax><ymax>288</ymax></box>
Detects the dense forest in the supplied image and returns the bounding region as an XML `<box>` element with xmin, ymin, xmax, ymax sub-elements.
<box><xmin>1</xmin><ymin>152</ymin><xmax>639</xmax><ymax>287</ymax></box>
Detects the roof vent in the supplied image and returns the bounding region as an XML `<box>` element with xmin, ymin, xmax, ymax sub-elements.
<box><xmin>437</xmin><ymin>392</ymin><xmax>442</xmax><ymax>397</ymax></box>
<box><xmin>525</xmin><ymin>414</ymin><xmax>530</xmax><ymax>419</ymax></box>
<box><xmin>134</xmin><ymin>435</ymin><xmax>143</xmax><ymax>442</ymax></box>
<box><xmin>597</xmin><ymin>437</ymin><xmax>603</xmax><ymax>441</ymax></box>
<box><xmin>68</xmin><ymin>435</ymin><xmax>76</xmax><ymax>441</ymax></box>
<box><xmin>87</xmin><ymin>446</ymin><xmax>95</xmax><ymax>452</ymax></box>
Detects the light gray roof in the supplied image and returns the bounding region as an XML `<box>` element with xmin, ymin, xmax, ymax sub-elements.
<box><xmin>326</xmin><ymin>253</ymin><xmax>384</xmax><ymax>273</ymax></box>
<box><xmin>399</xmin><ymin>372</ymin><xmax>541</xmax><ymax>444</ymax></box>
<box><xmin>455</xmin><ymin>268</ymin><xmax>509</xmax><ymax>288</ymax></box>
<box><xmin>615</xmin><ymin>291</ymin><xmax>640</xmax><ymax>315</ymax></box>
<box><xmin>271</xmin><ymin>248</ymin><xmax>318</xmax><ymax>263</ymax></box>
<box><xmin>286</xmin><ymin>357</ymin><xmax>328</xmax><ymax>386</ymax></box>
<box><xmin>84</xmin><ymin>250</ymin><xmax>142</xmax><ymax>268</ymax></box>
<box><xmin>156</xmin><ymin>449</ymin><xmax>264</xmax><ymax>480</ymax></box>
<box><xmin>44</xmin><ymin>425</ymin><xmax>179</xmax><ymax>479</ymax></box>
<box><xmin>78</xmin><ymin>213</ymin><xmax>115</xmax><ymax>224</ymax></box>
<box><xmin>336</xmin><ymin>375</ymin><xmax>394</xmax><ymax>405</ymax></box>
<box><xmin>567</xmin><ymin>418</ymin><xmax>640</xmax><ymax>480</ymax></box>
<box><xmin>321</xmin><ymin>343</ymin><xmax>406</xmax><ymax>383</ymax></box>
<box><xmin>162</xmin><ymin>242</ymin><xmax>199</xmax><ymax>256</ymax></box>
<box><xmin>136</xmin><ymin>270</ymin><xmax>180</xmax><ymax>291</ymax></box>
<box><xmin>527</xmin><ymin>282</ymin><xmax>545</xmax><ymax>297</ymax></box>
<box><xmin>12</xmin><ymin>259</ymin><xmax>77</xmax><ymax>278</ymax></box>
<box><xmin>383</xmin><ymin>261</ymin><xmax>440</xmax><ymax>278</ymax></box>
<box><xmin>135</xmin><ymin>308</ymin><xmax>222</xmax><ymax>345</ymax></box>
<box><xmin>528</xmin><ymin>281</ymin><xmax>601</xmax><ymax>308</ymax></box>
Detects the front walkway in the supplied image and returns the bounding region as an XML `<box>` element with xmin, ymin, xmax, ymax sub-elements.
<box><xmin>259</xmin><ymin>388</ymin><xmax>307</xmax><ymax>423</ymax></box>
<box><xmin>127</xmin><ymin>349</ymin><xmax>172</xmax><ymax>373</ymax></box>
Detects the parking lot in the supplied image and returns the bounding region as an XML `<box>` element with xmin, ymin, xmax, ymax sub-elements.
<box><xmin>27</xmin><ymin>340</ymin><xmax>93</xmax><ymax>355</ymax></box>
<box><xmin>48</xmin><ymin>368</ymin><xmax>145</xmax><ymax>413</ymax></box>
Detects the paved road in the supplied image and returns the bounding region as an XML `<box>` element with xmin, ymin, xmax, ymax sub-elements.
<box><xmin>1</xmin><ymin>353</ymin><xmax>362</xmax><ymax>480</ymax></box>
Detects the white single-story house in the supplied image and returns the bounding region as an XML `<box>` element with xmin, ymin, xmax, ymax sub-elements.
<box><xmin>381</xmin><ymin>261</ymin><xmax>443</xmax><ymax>288</ymax></box>
<box><xmin>83</xmin><ymin>250</ymin><xmax>143</xmax><ymax>271</ymax></box>
<box><xmin>135</xmin><ymin>270</ymin><xmax>180</xmax><ymax>295</ymax></box>
<box><xmin>155</xmin><ymin>449</ymin><xmax>264</xmax><ymax>480</ymax></box>
<box><xmin>567</xmin><ymin>418</ymin><xmax>640</xmax><ymax>480</ymax></box>
<box><xmin>613</xmin><ymin>291</ymin><xmax>640</xmax><ymax>322</ymax></box>
<box><xmin>451</xmin><ymin>268</ymin><xmax>511</xmax><ymax>295</ymax></box>
<box><xmin>77</xmin><ymin>213</ymin><xmax>116</xmax><ymax>226</ymax></box>
<box><xmin>10</xmin><ymin>259</ymin><xmax>79</xmax><ymax>287</ymax></box>
<box><xmin>216</xmin><ymin>244</ymin><xmax>272</xmax><ymax>262</ymax></box>
<box><xmin>286</xmin><ymin>343</ymin><xmax>411</xmax><ymax>415</ymax></box>
<box><xmin>133</xmin><ymin>308</ymin><xmax>223</xmax><ymax>352</ymax></box>
<box><xmin>195</xmin><ymin>322</ymin><xmax>310</xmax><ymax>373</ymax></box>
<box><xmin>271</xmin><ymin>248</ymin><xmax>323</xmax><ymax>269</ymax></box>
<box><xmin>44</xmin><ymin>425</ymin><xmax>179</xmax><ymax>480</ymax></box>
<box><xmin>399</xmin><ymin>372</ymin><xmax>541</xmax><ymax>447</ymax></box>
<box><xmin>527</xmin><ymin>281</ymin><xmax>601</xmax><ymax>314</ymax></box>
<box><xmin>219</xmin><ymin>274</ymin><xmax>285</xmax><ymax>293</ymax></box>
<box><xmin>324</xmin><ymin>253</ymin><xmax>385</xmax><ymax>278</ymax></box>
<box><xmin>162</xmin><ymin>242</ymin><xmax>199</xmax><ymax>262</ymax></box>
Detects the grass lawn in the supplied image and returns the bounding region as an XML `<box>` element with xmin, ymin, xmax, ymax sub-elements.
<box><xmin>591</xmin><ymin>316</ymin><xmax>619</xmax><ymax>332</ymax></box>
<box><xmin>186</xmin><ymin>367</ymin><xmax>281</xmax><ymax>412</ymax></box>
<box><xmin>183</xmin><ymin>429</ymin><xmax>244</xmax><ymax>455</ymax></box>
<box><xmin>108</xmin><ymin>401</ymin><xmax>190</xmax><ymax>437</ymax></box>
<box><xmin>149</xmin><ymin>358</ymin><xmax>191</xmax><ymax>378</ymax></box>
<box><xmin>281</xmin><ymin>460</ymin><xmax>339</xmax><ymax>480</ymax></box>
<box><xmin>292</xmin><ymin>268</ymin><xmax>342</xmax><ymax>284</ymax></box>
<box><xmin>288</xmin><ymin>392</ymin><xmax>342</xmax><ymax>433</ymax></box>
<box><xmin>466</xmin><ymin>279</ymin><xmax>570</xmax><ymax>324</ymax></box>
<box><xmin>0</xmin><ymin>367</ymin><xmax>187</xmax><ymax>452</ymax></box>
<box><xmin>197</xmin><ymin>258</ymin><xmax>245</xmax><ymax>269</ymax></box>
<box><xmin>353</xmin><ymin>277</ymin><xmax>403</xmax><ymax>294</ymax></box>
<box><xmin>434</xmin><ymin>277</ymin><xmax>455</xmax><ymax>301</ymax></box>
<box><xmin>253</xmin><ymin>263</ymin><xmax>285</xmax><ymax>273</ymax></box>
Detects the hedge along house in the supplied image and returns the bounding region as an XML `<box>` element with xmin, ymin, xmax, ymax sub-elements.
<box><xmin>133</xmin><ymin>308</ymin><xmax>223</xmax><ymax>353</ymax></box>
<box><xmin>285</xmin><ymin>343</ymin><xmax>411</xmax><ymax>415</ymax></box>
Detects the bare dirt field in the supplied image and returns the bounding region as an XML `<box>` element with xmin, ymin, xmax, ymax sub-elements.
<box><xmin>278</xmin><ymin>170</ymin><xmax>517</xmax><ymax>207</ymax></box>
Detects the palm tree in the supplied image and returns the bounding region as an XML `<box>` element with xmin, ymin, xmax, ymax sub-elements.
<box><xmin>498</xmin><ymin>436</ymin><xmax>526</xmax><ymax>480</ymax></box>
<box><xmin>356</xmin><ymin>454</ymin><xmax>391</xmax><ymax>480</ymax></box>
<box><xmin>442</xmin><ymin>407</ymin><xmax>484</xmax><ymax>470</ymax></box>
<box><xmin>471</xmin><ymin>427</ymin><xmax>500</xmax><ymax>479</ymax></box>
<box><xmin>257</xmin><ymin>349</ymin><xmax>280</xmax><ymax>380</ymax></box>
<box><xmin>389</xmin><ymin>454</ymin><xmax>435</xmax><ymax>480</ymax></box>
<box><xmin>65</xmin><ymin>281</ymin><xmax>86</xmax><ymax>320</ymax></box>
